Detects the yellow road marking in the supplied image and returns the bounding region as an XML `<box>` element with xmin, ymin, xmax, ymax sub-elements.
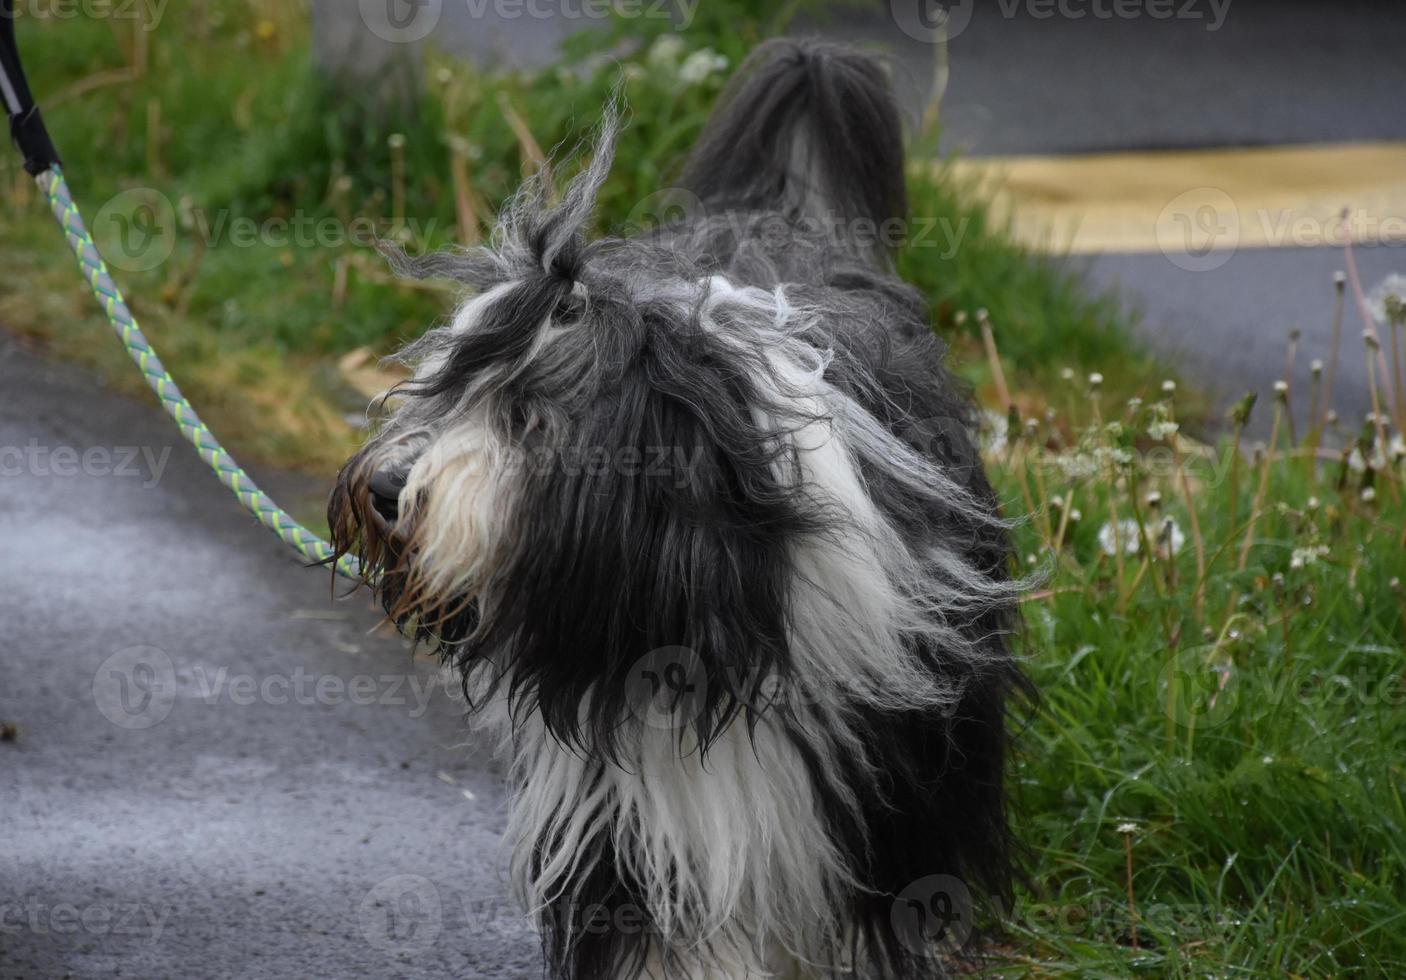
<box><xmin>939</xmin><ymin>142</ymin><xmax>1406</xmax><ymax>255</ymax></box>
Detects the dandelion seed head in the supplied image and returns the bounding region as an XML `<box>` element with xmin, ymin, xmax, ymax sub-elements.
<box><xmin>1097</xmin><ymin>519</ymin><xmax>1141</xmax><ymax>556</ymax></box>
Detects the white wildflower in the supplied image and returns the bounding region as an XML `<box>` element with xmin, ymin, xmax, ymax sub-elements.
<box><xmin>1056</xmin><ymin>453</ymin><xmax>1099</xmax><ymax>480</ymax></box>
<box><xmin>1361</xmin><ymin>486</ymin><xmax>1377</xmax><ymax>503</ymax></box>
<box><xmin>678</xmin><ymin>48</ymin><xmax>728</xmax><ymax>86</ymax></box>
<box><xmin>1365</xmin><ymin>274</ymin><xmax>1406</xmax><ymax>324</ymax></box>
<box><xmin>978</xmin><ymin>409</ymin><xmax>1008</xmax><ymax>455</ymax></box>
<box><xmin>1348</xmin><ymin>446</ymin><xmax>1388</xmax><ymax>472</ymax></box>
<box><xmin>1289</xmin><ymin>545</ymin><xmax>1329</xmax><ymax>570</ymax></box>
<box><xmin>1097</xmin><ymin>519</ymin><xmax>1141</xmax><ymax>556</ymax></box>
<box><xmin>647</xmin><ymin>34</ymin><xmax>686</xmax><ymax>69</ymax></box>
<box><xmin>1101</xmin><ymin>446</ymin><xmax>1134</xmax><ymax>467</ymax></box>
<box><xmin>1148</xmin><ymin>419</ymin><xmax>1180</xmax><ymax>441</ymax></box>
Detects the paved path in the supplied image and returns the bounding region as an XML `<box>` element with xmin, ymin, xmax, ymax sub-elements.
<box><xmin>0</xmin><ymin>334</ymin><xmax>539</xmax><ymax>979</ymax></box>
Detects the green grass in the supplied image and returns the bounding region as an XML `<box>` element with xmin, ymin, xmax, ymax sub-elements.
<box><xmin>0</xmin><ymin>0</ymin><xmax>1165</xmax><ymax>469</ymax></box>
<box><xmin>7</xmin><ymin>3</ymin><xmax>1404</xmax><ymax>975</ymax></box>
<box><xmin>989</xmin><ymin>383</ymin><xmax>1406</xmax><ymax>976</ymax></box>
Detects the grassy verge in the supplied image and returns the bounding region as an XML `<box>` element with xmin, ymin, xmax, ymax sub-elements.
<box><xmin>988</xmin><ymin>356</ymin><xmax>1406</xmax><ymax>974</ymax></box>
<box><xmin>0</xmin><ymin>0</ymin><xmax>1166</xmax><ymax>475</ymax></box>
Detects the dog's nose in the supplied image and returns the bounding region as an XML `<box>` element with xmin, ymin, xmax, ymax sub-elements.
<box><xmin>366</xmin><ymin>469</ymin><xmax>407</xmax><ymax>523</ymax></box>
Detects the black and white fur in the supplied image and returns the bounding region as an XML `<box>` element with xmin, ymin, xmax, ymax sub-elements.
<box><xmin>331</xmin><ymin>39</ymin><xmax>1026</xmax><ymax>979</ymax></box>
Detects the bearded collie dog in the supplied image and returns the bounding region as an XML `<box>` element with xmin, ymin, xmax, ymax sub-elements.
<box><xmin>331</xmin><ymin>37</ymin><xmax>1025</xmax><ymax>980</ymax></box>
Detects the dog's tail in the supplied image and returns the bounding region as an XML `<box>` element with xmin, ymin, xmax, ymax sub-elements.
<box><xmin>679</xmin><ymin>38</ymin><xmax>908</xmax><ymax>244</ymax></box>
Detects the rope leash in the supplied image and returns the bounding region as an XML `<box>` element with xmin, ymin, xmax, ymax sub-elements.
<box><xmin>37</xmin><ymin>168</ymin><xmax>362</xmax><ymax>580</ymax></box>
<box><xmin>5</xmin><ymin>6</ymin><xmax>362</xmax><ymax>581</ymax></box>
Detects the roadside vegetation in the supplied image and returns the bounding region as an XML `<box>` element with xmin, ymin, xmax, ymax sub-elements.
<box><xmin>2</xmin><ymin>1</ymin><xmax>1403</xmax><ymax>975</ymax></box>
<box><xmin>0</xmin><ymin>0</ymin><xmax>1162</xmax><ymax>467</ymax></box>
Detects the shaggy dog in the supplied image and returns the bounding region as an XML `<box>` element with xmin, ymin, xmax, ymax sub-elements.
<box><xmin>331</xmin><ymin>38</ymin><xmax>1025</xmax><ymax>980</ymax></box>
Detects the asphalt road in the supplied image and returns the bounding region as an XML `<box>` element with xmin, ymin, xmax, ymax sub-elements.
<box><xmin>0</xmin><ymin>333</ymin><xmax>540</xmax><ymax>979</ymax></box>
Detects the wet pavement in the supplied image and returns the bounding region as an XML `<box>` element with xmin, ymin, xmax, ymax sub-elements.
<box><xmin>0</xmin><ymin>333</ymin><xmax>539</xmax><ymax>979</ymax></box>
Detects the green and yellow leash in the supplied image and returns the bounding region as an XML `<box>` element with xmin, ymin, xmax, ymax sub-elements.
<box><xmin>3</xmin><ymin>4</ymin><xmax>362</xmax><ymax>581</ymax></box>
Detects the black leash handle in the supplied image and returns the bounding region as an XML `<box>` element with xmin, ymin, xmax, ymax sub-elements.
<box><xmin>1</xmin><ymin>0</ymin><xmax>60</xmax><ymax>175</ymax></box>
